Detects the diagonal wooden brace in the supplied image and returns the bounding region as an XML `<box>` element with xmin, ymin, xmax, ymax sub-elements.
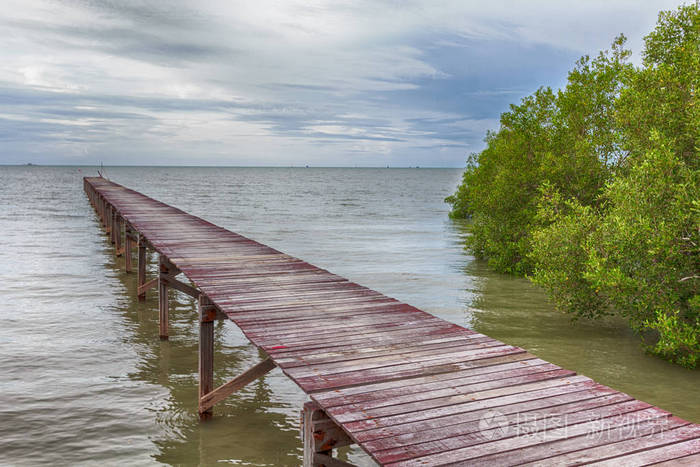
<box><xmin>199</xmin><ymin>357</ymin><xmax>277</xmax><ymax>414</ymax></box>
<box><xmin>160</xmin><ymin>275</ymin><xmax>200</xmax><ymax>299</ymax></box>
<box><xmin>137</xmin><ymin>278</ymin><xmax>158</xmax><ymax>296</ymax></box>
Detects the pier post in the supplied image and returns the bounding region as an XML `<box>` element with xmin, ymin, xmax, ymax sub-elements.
<box><xmin>124</xmin><ymin>227</ymin><xmax>133</xmax><ymax>273</ymax></box>
<box><xmin>158</xmin><ymin>255</ymin><xmax>170</xmax><ymax>340</ymax></box>
<box><xmin>137</xmin><ymin>235</ymin><xmax>147</xmax><ymax>301</ymax></box>
<box><xmin>115</xmin><ymin>215</ymin><xmax>123</xmax><ymax>256</ymax></box>
<box><xmin>301</xmin><ymin>402</ymin><xmax>355</xmax><ymax>467</ymax></box>
<box><xmin>99</xmin><ymin>197</ymin><xmax>104</xmax><ymax>227</ymax></box>
<box><xmin>102</xmin><ymin>198</ymin><xmax>107</xmax><ymax>227</ymax></box>
<box><xmin>110</xmin><ymin>208</ymin><xmax>117</xmax><ymax>244</ymax></box>
<box><xmin>198</xmin><ymin>294</ymin><xmax>215</xmax><ymax>420</ymax></box>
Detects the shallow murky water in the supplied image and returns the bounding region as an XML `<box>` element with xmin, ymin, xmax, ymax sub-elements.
<box><xmin>0</xmin><ymin>166</ymin><xmax>697</xmax><ymax>466</ymax></box>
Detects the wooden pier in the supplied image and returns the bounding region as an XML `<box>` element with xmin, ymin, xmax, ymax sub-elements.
<box><xmin>84</xmin><ymin>176</ymin><xmax>700</xmax><ymax>466</ymax></box>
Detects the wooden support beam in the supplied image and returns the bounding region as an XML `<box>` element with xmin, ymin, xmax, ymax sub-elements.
<box><xmin>311</xmin><ymin>419</ymin><xmax>354</xmax><ymax>451</ymax></box>
<box><xmin>158</xmin><ymin>255</ymin><xmax>170</xmax><ymax>340</ymax></box>
<box><xmin>198</xmin><ymin>294</ymin><xmax>215</xmax><ymax>420</ymax></box>
<box><xmin>199</xmin><ymin>357</ymin><xmax>276</xmax><ymax>414</ymax></box>
<box><xmin>160</xmin><ymin>257</ymin><xmax>181</xmax><ymax>276</ymax></box>
<box><xmin>302</xmin><ymin>402</ymin><xmax>355</xmax><ymax>467</ymax></box>
<box><xmin>137</xmin><ymin>235</ymin><xmax>147</xmax><ymax>301</ymax></box>
<box><xmin>160</xmin><ymin>275</ymin><xmax>200</xmax><ymax>299</ymax></box>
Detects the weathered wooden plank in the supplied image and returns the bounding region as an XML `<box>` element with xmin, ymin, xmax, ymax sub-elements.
<box><xmin>319</xmin><ymin>367</ymin><xmax>574</xmax><ymax>412</ymax></box>
<box><xmin>327</xmin><ymin>374</ymin><xmax>592</xmax><ymax>425</ymax></box>
<box><xmin>521</xmin><ymin>421</ymin><xmax>700</xmax><ymax>466</ymax></box>
<box><xmin>246</xmin><ymin>317</ymin><xmax>450</xmax><ymax>346</ymax></box>
<box><xmin>243</xmin><ymin>310</ymin><xmax>437</xmax><ymax>338</ymax></box>
<box><xmin>276</xmin><ymin>336</ymin><xmax>498</xmax><ymax>369</ymax></box>
<box><xmin>233</xmin><ymin>303</ymin><xmax>419</xmax><ymax>327</ymax></box>
<box><xmin>254</xmin><ymin>322</ymin><xmax>460</xmax><ymax>350</ymax></box>
<box><xmin>370</xmin><ymin>399</ymin><xmax>652</xmax><ymax>464</ymax></box>
<box><xmin>340</xmin><ymin>380</ymin><xmax>604</xmax><ymax>433</ymax></box>
<box><xmin>284</xmin><ymin>342</ymin><xmax>513</xmax><ymax>379</ymax></box>
<box><xmin>586</xmin><ymin>436</ymin><xmax>700</xmax><ymax>466</ymax></box>
<box><xmin>353</xmin><ymin>390</ymin><xmax>631</xmax><ymax>444</ymax></box>
<box><xmin>651</xmin><ymin>452</ymin><xmax>700</xmax><ymax>466</ymax></box>
<box><xmin>384</xmin><ymin>407</ymin><xmax>671</xmax><ymax>467</ymax></box>
<box><xmin>430</xmin><ymin>415</ymin><xmax>691</xmax><ymax>467</ymax></box>
<box><xmin>264</xmin><ymin>331</ymin><xmax>477</xmax><ymax>362</ymax></box>
<box><xmin>312</xmin><ymin>359</ymin><xmax>552</xmax><ymax>406</ymax></box>
<box><xmin>291</xmin><ymin>347</ymin><xmax>529</xmax><ymax>393</ymax></box>
<box><xmin>222</xmin><ymin>299</ymin><xmax>405</xmax><ymax>321</ymax></box>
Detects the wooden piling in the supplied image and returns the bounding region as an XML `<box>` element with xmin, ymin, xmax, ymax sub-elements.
<box><xmin>115</xmin><ymin>215</ymin><xmax>123</xmax><ymax>256</ymax></box>
<box><xmin>198</xmin><ymin>294</ymin><xmax>215</xmax><ymax>420</ymax></box>
<box><xmin>302</xmin><ymin>402</ymin><xmax>354</xmax><ymax>467</ymax></box>
<box><xmin>110</xmin><ymin>208</ymin><xmax>116</xmax><ymax>244</ymax></box>
<box><xmin>137</xmin><ymin>235</ymin><xmax>147</xmax><ymax>301</ymax></box>
<box><xmin>100</xmin><ymin>197</ymin><xmax>106</xmax><ymax>227</ymax></box>
<box><xmin>158</xmin><ymin>255</ymin><xmax>169</xmax><ymax>340</ymax></box>
<box><xmin>125</xmin><ymin>228</ymin><xmax>133</xmax><ymax>273</ymax></box>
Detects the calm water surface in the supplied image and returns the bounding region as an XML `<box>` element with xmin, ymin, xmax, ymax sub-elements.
<box><xmin>0</xmin><ymin>166</ymin><xmax>697</xmax><ymax>466</ymax></box>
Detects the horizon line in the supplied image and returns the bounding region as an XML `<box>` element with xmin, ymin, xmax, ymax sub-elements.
<box><xmin>1</xmin><ymin>163</ymin><xmax>464</xmax><ymax>169</ymax></box>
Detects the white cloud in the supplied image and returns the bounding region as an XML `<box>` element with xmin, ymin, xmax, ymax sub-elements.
<box><xmin>0</xmin><ymin>0</ymin><xmax>686</xmax><ymax>166</ymax></box>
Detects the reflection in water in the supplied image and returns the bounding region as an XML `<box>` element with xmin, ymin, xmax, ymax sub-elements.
<box><xmin>0</xmin><ymin>166</ymin><xmax>696</xmax><ymax>467</ymax></box>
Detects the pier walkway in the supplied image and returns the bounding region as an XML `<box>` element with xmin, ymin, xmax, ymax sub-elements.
<box><xmin>84</xmin><ymin>176</ymin><xmax>700</xmax><ymax>466</ymax></box>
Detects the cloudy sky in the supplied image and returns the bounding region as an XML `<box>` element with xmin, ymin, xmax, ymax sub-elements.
<box><xmin>0</xmin><ymin>0</ymin><xmax>685</xmax><ymax>167</ymax></box>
